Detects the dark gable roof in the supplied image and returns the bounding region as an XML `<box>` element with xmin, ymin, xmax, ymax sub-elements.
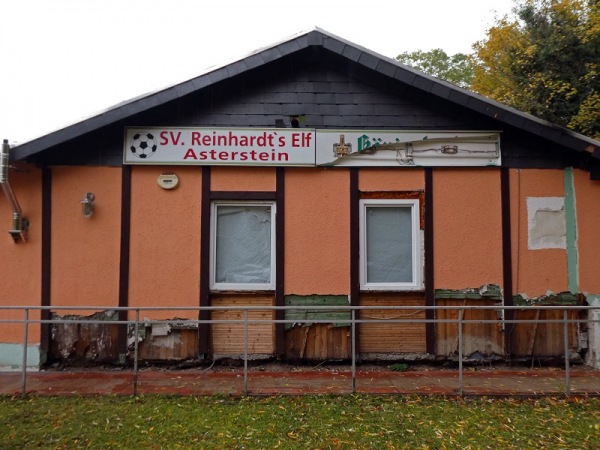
<box><xmin>12</xmin><ymin>27</ymin><xmax>600</xmax><ymax>164</ymax></box>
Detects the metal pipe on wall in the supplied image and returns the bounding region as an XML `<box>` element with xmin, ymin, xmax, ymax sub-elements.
<box><xmin>1</xmin><ymin>139</ymin><xmax>28</xmax><ymax>242</ymax></box>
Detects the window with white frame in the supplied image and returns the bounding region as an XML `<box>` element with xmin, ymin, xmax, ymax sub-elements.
<box><xmin>359</xmin><ymin>199</ymin><xmax>422</xmax><ymax>290</ymax></box>
<box><xmin>210</xmin><ymin>202</ymin><xmax>276</xmax><ymax>290</ymax></box>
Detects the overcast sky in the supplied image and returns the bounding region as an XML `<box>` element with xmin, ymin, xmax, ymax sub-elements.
<box><xmin>1</xmin><ymin>0</ymin><xmax>515</xmax><ymax>144</ymax></box>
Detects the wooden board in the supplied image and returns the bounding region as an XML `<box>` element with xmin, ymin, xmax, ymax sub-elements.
<box><xmin>210</xmin><ymin>295</ymin><xmax>275</xmax><ymax>355</ymax></box>
<box><xmin>284</xmin><ymin>295</ymin><xmax>350</xmax><ymax>329</ymax></box>
<box><xmin>358</xmin><ymin>293</ymin><xmax>427</xmax><ymax>354</ymax></box>
<box><xmin>48</xmin><ymin>322</ymin><xmax>120</xmax><ymax>364</ymax></box>
<box><xmin>138</xmin><ymin>328</ymin><xmax>199</xmax><ymax>361</ymax></box>
<box><xmin>435</xmin><ymin>299</ymin><xmax>504</xmax><ymax>357</ymax></box>
<box><xmin>510</xmin><ymin>309</ymin><xmax>579</xmax><ymax>358</ymax></box>
<box><xmin>285</xmin><ymin>324</ymin><xmax>350</xmax><ymax>360</ymax></box>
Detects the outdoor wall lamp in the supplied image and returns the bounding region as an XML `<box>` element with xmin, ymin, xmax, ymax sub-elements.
<box><xmin>81</xmin><ymin>192</ymin><xmax>95</xmax><ymax>218</ymax></box>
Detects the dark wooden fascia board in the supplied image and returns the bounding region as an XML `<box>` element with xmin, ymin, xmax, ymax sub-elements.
<box><xmin>374</xmin><ymin>59</ymin><xmax>398</xmax><ymax>78</ymax></box>
<box><xmin>40</xmin><ymin>167</ymin><xmax>52</xmax><ymax>354</ymax></box>
<box><xmin>172</xmin><ymin>80</ymin><xmax>197</xmax><ymax>98</ymax></box>
<box><xmin>277</xmin><ymin>39</ymin><xmax>302</xmax><ymax>57</ymax></box>
<box><xmin>322</xmin><ymin>35</ymin><xmax>345</xmax><ymax>54</ymax></box>
<box><xmin>275</xmin><ymin>168</ymin><xmax>285</xmax><ymax>356</ymax></box>
<box><xmin>501</xmin><ymin>167</ymin><xmax>514</xmax><ymax>357</ymax></box>
<box><xmin>198</xmin><ymin>167</ymin><xmax>211</xmax><ymax>355</ymax></box>
<box><xmin>357</xmin><ymin>51</ymin><xmax>379</xmax><ymax>70</ymax></box>
<box><xmin>117</xmin><ymin>165</ymin><xmax>132</xmax><ymax>356</ymax></box>
<box><xmin>424</xmin><ymin>168</ymin><xmax>435</xmax><ymax>355</ymax></box>
<box><xmin>350</xmin><ymin>168</ymin><xmax>360</xmax><ymax>352</ymax></box>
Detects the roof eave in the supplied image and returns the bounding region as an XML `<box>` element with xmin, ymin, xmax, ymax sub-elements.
<box><xmin>10</xmin><ymin>27</ymin><xmax>600</xmax><ymax>162</ymax></box>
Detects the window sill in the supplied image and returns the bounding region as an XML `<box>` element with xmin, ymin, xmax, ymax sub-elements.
<box><xmin>210</xmin><ymin>290</ymin><xmax>275</xmax><ymax>296</ymax></box>
<box><xmin>359</xmin><ymin>289</ymin><xmax>426</xmax><ymax>294</ymax></box>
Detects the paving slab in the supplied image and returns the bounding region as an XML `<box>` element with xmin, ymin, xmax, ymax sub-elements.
<box><xmin>2</xmin><ymin>367</ymin><xmax>600</xmax><ymax>397</ymax></box>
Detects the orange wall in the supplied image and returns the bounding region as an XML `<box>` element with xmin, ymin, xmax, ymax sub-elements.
<box><xmin>211</xmin><ymin>167</ymin><xmax>276</xmax><ymax>191</ymax></box>
<box><xmin>359</xmin><ymin>168</ymin><xmax>425</xmax><ymax>191</ymax></box>
<box><xmin>285</xmin><ymin>168</ymin><xmax>350</xmax><ymax>295</ymax></box>
<box><xmin>129</xmin><ymin>166</ymin><xmax>201</xmax><ymax>319</ymax></box>
<box><xmin>574</xmin><ymin>169</ymin><xmax>600</xmax><ymax>294</ymax></box>
<box><xmin>0</xmin><ymin>166</ymin><xmax>42</xmax><ymax>343</ymax></box>
<box><xmin>4</xmin><ymin>162</ymin><xmax>594</xmax><ymax>345</ymax></box>
<box><xmin>433</xmin><ymin>168</ymin><xmax>503</xmax><ymax>289</ymax></box>
<box><xmin>51</xmin><ymin>167</ymin><xmax>122</xmax><ymax>313</ymax></box>
<box><xmin>510</xmin><ymin>169</ymin><xmax>567</xmax><ymax>297</ymax></box>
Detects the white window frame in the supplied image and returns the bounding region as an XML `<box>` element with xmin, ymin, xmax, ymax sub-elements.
<box><xmin>359</xmin><ymin>199</ymin><xmax>422</xmax><ymax>291</ymax></box>
<box><xmin>210</xmin><ymin>201</ymin><xmax>276</xmax><ymax>291</ymax></box>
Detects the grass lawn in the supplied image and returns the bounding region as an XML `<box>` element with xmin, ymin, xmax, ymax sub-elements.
<box><xmin>1</xmin><ymin>395</ymin><xmax>599</xmax><ymax>448</ymax></box>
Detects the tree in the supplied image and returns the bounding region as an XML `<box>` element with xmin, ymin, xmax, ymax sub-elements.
<box><xmin>472</xmin><ymin>0</ymin><xmax>600</xmax><ymax>139</ymax></box>
<box><xmin>396</xmin><ymin>49</ymin><xmax>474</xmax><ymax>89</ymax></box>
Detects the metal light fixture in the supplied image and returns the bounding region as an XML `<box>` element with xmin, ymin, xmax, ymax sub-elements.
<box><xmin>1</xmin><ymin>139</ymin><xmax>29</xmax><ymax>242</ymax></box>
<box><xmin>81</xmin><ymin>192</ymin><xmax>95</xmax><ymax>218</ymax></box>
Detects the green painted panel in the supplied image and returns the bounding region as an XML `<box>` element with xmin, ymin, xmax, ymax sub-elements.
<box><xmin>564</xmin><ymin>167</ymin><xmax>579</xmax><ymax>293</ymax></box>
<box><xmin>284</xmin><ymin>295</ymin><xmax>350</xmax><ymax>328</ymax></box>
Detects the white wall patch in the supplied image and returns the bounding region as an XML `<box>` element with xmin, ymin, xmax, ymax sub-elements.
<box><xmin>527</xmin><ymin>197</ymin><xmax>566</xmax><ymax>249</ymax></box>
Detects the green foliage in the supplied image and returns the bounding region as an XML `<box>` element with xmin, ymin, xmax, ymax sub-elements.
<box><xmin>472</xmin><ymin>0</ymin><xmax>600</xmax><ymax>139</ymax></box>
<box><xmin>396</xmin><ymin>49</ymin><xmax>474</xmax><ymax>89</ymax></box>
<box><xmin>1</xmin><ymin>395</ymin><xmax>600</xmax><ymax>448</ymax></box>
<box><xmin>389</xmin><ymin>363</ymin><xmax>410</xmax><ymax>372</ymax></box>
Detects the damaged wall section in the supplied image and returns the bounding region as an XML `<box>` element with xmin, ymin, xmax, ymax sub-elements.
<box><xmin>285</xmin><ymin>295</ymin><xmax>350</xmax><ymax>361</ymax></box>
<box><xmin>48</xmin><ymin>310</ymin><xmax>120</xmax><ymax>366</ymax></box>
<box><xmin>511</xmin><ymin>291</ymin><xmax>587</xmax><ymax>363</ymax></box>
<box><xmin>129</xmin><ymin>319</ymin><xmax>199</xmax><ymax>362</ymax></box>
<box><xmin>527</xmin><ymin>197</ymin><xmax>566</xmax><ymax>250</ymax></box>
<box><xmin>435</xmin><ymin>285</ymin><xmax>504</xmax><ymax>360</ymax></box>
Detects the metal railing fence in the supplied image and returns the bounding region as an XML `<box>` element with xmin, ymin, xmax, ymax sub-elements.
<box><xmin>1</xmin><ymin>304</ymin><xmax>598</xmax><ymax>398</ymax></box>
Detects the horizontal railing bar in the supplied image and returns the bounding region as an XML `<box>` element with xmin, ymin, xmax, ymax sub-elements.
<box><xmin>0</xmin><ymin>305</ymin><xmax>598</xmax><ymax>311</ymax></box>
<box><xmin>2</xmin><ymin>318</ymin><xmax>597</xmax><ymax>326</ymax></box>
<box><xmin>6</xmin><ymin>303</ymin><xmax>594</xmax><ymax>399</ymax></box>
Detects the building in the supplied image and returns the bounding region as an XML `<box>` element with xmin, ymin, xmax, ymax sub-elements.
<box><xmin>1</xmin><ymin>28</ymin><xmax>599</xmax><ymax>369</ymax></box>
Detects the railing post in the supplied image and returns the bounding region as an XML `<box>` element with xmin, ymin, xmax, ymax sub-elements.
<box><xmin>244</xmin><ymin>308</ymin><xmax>249</xmax><ymax>396</ymax></box>
<box><xmin>133</xmin><ymin>309</ymin><xmax>140</xmax><ymax>396</ymax></box>
<box><xmin>21</xmin><ymin>308</ymin><xmax>29</xmax><ymax>399</ymax></box>
<box><xmin>564</xmin><ymin>308</ymin><xmax>571</xmax><ymax>397</ymax></box>
<box><xmin>458</xmin><ymin>308</ymin><xmax>464</xmax><ymax>397</ymax></box>
<box><xmin>351</xmin><ymin>308</ymin><xmax>356</xmax><ymax>393</ymax></box>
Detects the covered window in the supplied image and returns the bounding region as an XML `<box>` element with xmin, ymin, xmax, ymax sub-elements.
<box><xmin>210</xmin><ymin>202</ymin><xmax>276</xmax><ymax>290</ymax></box>
<box><xmin>359</xmin><ymin>199</ymin><xmax>421</xmax><ymax>290</ymax></box>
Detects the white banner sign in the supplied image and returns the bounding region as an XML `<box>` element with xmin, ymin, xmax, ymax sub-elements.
<box><xmin>124</xmin><ymin>128</ymin><xmax>315</xmax><ymax>166</ymax></box>
<box><xmin>315</xmin><ymin>130</ymin><xmax>501</xmax><ymax>167</ymax></box>
<box><xmin>124</xmin><ymin>128</ymin><xmax>500</xmax><ymax>167</ymax></box>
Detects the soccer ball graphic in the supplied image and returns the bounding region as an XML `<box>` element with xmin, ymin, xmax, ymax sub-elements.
<box><xmin>130</xmin><ymin>132</ymin><xmax>157</xmax><ymax>159</ymax></box>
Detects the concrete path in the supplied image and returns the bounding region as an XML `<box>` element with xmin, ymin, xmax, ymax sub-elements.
<box><xmin>2</xmin><ymin>367</ymin><xmax>600</xmax><ymax>397</ymax></box>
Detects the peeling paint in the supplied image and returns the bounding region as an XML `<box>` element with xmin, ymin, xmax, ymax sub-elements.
<box><xmin>128</xmin><ymin>319</ymin><xmax>198</xmax><ymax>345</ymax></box>
<box><xmin>586</xmin><ymin>295</ymin><xmax>600</xmax><ymax>369</ymax></box>
<box><xmin>285</xmin><ymin>295</ymin><xmax>351</xmax><ymax>329</ymax></box>
<box><xmin>434</xmin><ymin>284</ymin><xmax>502</xmax><ymax>301</ymax></box>
<box><xmin>128</xmin><ymin>318</ymin><xmax>200</xmax><ymax>362</ymax></box>
<box><xmin>513</xmin><ymin>291</ymin><xmax>585</xmax><ymax>306</ymax></box>
<box><xmin>49</xmin><ymin>310</ymin><xmax>120</xmax><ymax>365</ymax></box>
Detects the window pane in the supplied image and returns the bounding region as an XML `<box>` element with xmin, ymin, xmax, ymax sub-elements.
<box><xmin>366</xmin><ymin>206</ymin><xmax>413</xmax><ymax>283</ymax></box>
<box><xmin>215</xmin><ymin>205</ymin><xmax>272</xmax><ymax>284</ymax></box>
